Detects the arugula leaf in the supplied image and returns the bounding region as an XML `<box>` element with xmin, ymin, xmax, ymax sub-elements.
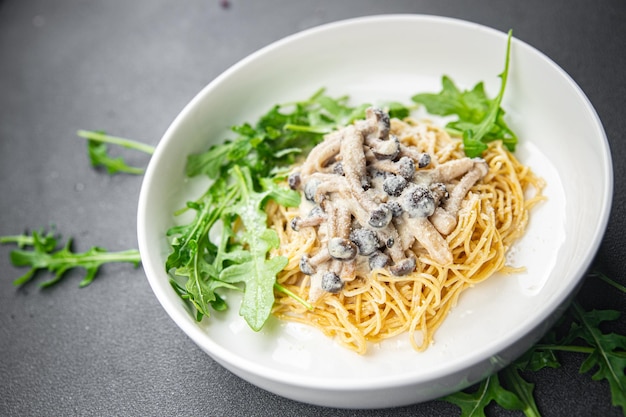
<box><xmin>217</xmin><ymin>166</ymin><xmax>289</xmax><ymax>330</ymax></box>
<box><xmin>186</xmin><ymin>88</ymin><xmax>369</xmax><ymax>181</ymax></box>
<box><xmin>169</xmin><ymin>89</ymin><xmax>370</xmax><ymax>328</ymax></box>
<box><xmin>499</xmin><ymin>365</ymin><xmax>542</xmax><ymax>417</ymax></box>
<box><xmin>412</xmin><ymin>30</ymin><xmax>517</xmax><ymax>157</ymax></box>
<box><xmin>77</xmin><ymin>129</ymin><xmax>155</xmax><ymax>175</ymax></box>
<box><xmin>442</xmin><ymin>373</ymin><xmax>527</xmax><ymax>417</ymax></box>
<box><xmin>87</xmin><ymin>140</ymin><xmax>146</xmax><ymax>175</ymax></box>
<box><xmin>1</xmin><ymin>229</ymin><xmax>141</xmax><ymax>287</ymax></box>
<box><xmin>568</xmin><ymin>303</ymin><xmax>626</xmax><ymax>412</ymax></box>
<box><xmin>383</xmin><ymin>100</ymin><xmax>413</xmax><ymax>119</ymax></box>
<box><xmin>441</xmin><ymin>270</ymin><xmax>626</xmax><ymax>417</ymax></box>
<box><xmin>165</xmin><ymin>177</ymin><xmax>240</xmax><ymax>319</ymax></box>
<box><xmin>167</xmin><ymin>164</ymin><xmax>299</xmax><ymax>329</ymax></box>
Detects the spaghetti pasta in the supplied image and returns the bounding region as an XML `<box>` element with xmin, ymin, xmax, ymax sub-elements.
<box><xmin>269</xmin><ymin>115</ymin><xmax>545</xmax><ymax>354</ymax></box>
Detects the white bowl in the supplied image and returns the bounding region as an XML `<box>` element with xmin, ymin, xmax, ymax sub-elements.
<box><xmin>137</xmin><ymin>15</ymin><xmax>612</xmax><ymax>409</ymax></box>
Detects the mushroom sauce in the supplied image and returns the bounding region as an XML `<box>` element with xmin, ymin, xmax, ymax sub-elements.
<box><xmin>287</xmin><ymin>108</ymin><xmax>489</xmax><ymax>301</ymax></box>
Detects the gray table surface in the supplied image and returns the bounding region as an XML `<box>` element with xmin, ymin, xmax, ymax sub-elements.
<box><xmin>1</xmin><ymin>1</ymin><xmax>625</xmax><ymax>416</ymax></box>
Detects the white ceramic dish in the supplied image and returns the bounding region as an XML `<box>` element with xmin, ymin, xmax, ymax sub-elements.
<box><xmin>137</xmin><ymin>15</ymin><xmax>612</xmax><ymax>409</ymax></box>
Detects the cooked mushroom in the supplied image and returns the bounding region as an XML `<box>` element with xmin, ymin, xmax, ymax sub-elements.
<box><xmin>328</xmin><ymin>237</ymin><xmax>358</xmax><ymax>260</ymax></box>
<box><xmin>367</xmin><ymin>203</ymin><xmax>393</xmax><ymax>228</ymax></box>
<box><xmin>356</xmin><ymin>107</ymin><xmax>391</xmax><ymax>141</ymax></box>
<box><xmin>303</xmin><ymin>178</ymin><xmax>321</xmax><ymax>202</ymax></box>
<box><xmin>349</xmin><ymin>227</ymin><xmax>380</xmax><ymax>256</ymax></box>
<box><xmin>290</xmin><ymin>205</ymin><xmax>326</xmax><ymax>231</ymax></box>
<box><xmin>389</xmin><ymin>255</ymin><xmax>417</xmax><ymax>276</ymax></box>
<box><xmin>290</xmin><ymin>108</ymin><xmax>488</xmax><ymax>298</ymax></box>
<box><xmin>401</xmin><ymin>184</ymin><xmax>436</xmax><ymax>218</ymax></box>
<box><xmin>382</xmin><ymin>174</ymin><xmax>408</xmax><ymax>197</ymax></box>
<box><xmin>340</xmin><ymin>125</ymin><xmax>369</xmax><ymax>190</ymax></box>
<box><xmin>299</xmin><ymin>249</ymin><xmax>331</xmax><ymax>275</ymax></box>
<box><xmin>368</xmin><ymin>251</ymin><xmax>390</xmax><ymax>270</ymax></box>
<box><xmin>298</xmin><ymin>130</ymin><xmax>343</xmax><ymax>178</ymax></box>
<box><xmin>430</xmin><ymin>159</ymin><xmax>488</xmax><ymax>235</ymax></box>
<box><xmin>417</xmin><ymin>157</ymin><xmax>475</xmax><ymax>184</ymax></box>
<box><xmin>399</xmin><ymin>144</ymin><xmax>431</xmax><ymax>168</ymax></box>
<box><xmin>369</xmin><ymin>135</ymin><xmax>401</xmax><ymax>160</ymax></box>
<box><xmin>402</xmin><ymin>214</ymin><xmax>453</xmax><ymax>265</ymax></box>
<box><xmin>369</xmin><ymin>156</ymin><xmax>415</xmax><ymax>181</ymax></box>
<box><xmin>303</xmin><ymin>172</ymin><xmax>393</xmax><ymax>230</ymax></box>
<box><xmin>321</xmin><ymin>271</ymin><xmax>344</xmax><ymax>293</ymax></box>
<box><xmin>443</xmin><ymin>159</ymin><xmax>489</xmax><ymax>214</ymax></box>
<box><xmin>288</xmin><ymin>172</ymin><xmax>301</xmax><ymax>190</ymax></box>
<box><xmin>374</xmin><ymin>223</ymin><xmax>407</xmax><ymax>267</ymax></box>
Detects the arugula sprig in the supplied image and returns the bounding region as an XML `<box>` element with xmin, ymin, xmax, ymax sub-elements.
<box><xmin>167</xmin><ymin>89</ymin><xmax>369</xmax><ymax>328</ymax></box>
<box><xmin>442</xmin><ymin>370</ymin><xmax>541</xmax><ymax>417</ymax></box>
<box><xmin>441</xmin><ymin>271</ymin><xmax>626</xmax><ymax>416</ymax></box>
<box><xmin>77</xmin><ymin>129</ymin><xmax>155</xmax><ymax>175</ymax></box>
<box><xmin>185</xmin><ymin>88</ymin><xmax>370</xmax><ymax>180</ymax></box>
<box><xmin>553</xmin><ymin>304</ymin><xmax>626</xmax><ymax>411</ymax></box>
<box><xmin>0</xmin><ymin>229</ymin><xmax>141</xmax><ymax>287</ymax></box>
<box><xmin>412</xmin><ymin>30</ymin><xmax>517</xmax><ymax>157</ymax></box>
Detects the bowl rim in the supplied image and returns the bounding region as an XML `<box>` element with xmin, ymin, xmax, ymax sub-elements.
<box><xmin>137</xmin><ymin>13</ymin><xmax>614</xmax><ymax>392</ymax></box>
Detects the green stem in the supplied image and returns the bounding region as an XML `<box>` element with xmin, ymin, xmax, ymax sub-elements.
<box><xmin>0</xmin><ymin>235</ymin><xmax>35</xmax><ymax>245</ymax></box>
<box><xmin>533</xmin><ymin>344</ymin><xmax>595</xmax><ymax>354</ymax></box>
<box><xmin>284</xmin><ymin>124</ymin><xmax>330</xmax><ymax>134</ymax></box>
<box><xmin>593</xmin><ymin>270</ymin><xmax>626</xmax><ymax>294</ymax></box>
<box><xmin>77</xmin><ymin>130</ymin><xmax>155</xmax><ymax>155</ymax></box>
<box><xmin>274</xmin><ymin>283</ymin><xmax>313</xmax><ymax>311</ymax></box>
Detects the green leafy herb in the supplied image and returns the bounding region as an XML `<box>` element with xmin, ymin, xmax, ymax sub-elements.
<box><xmin>442</xmin><ymin>372</ymin><xmax>532</xmax><ymax>417</ymax></box>
<box><xmin>77</xmin><ymin>129</ymin><xmax>155</xmax><ymax>175</ymax></box>
<box><xmin>167</xmin><ymin>89</ymin><xmax>369</xmax><ymax>328</ymax></box>
<box><xmin>185</xmin><ymin>88</ymin><xmax>369</xmax><ymax>180</ymax></box>
<box><xmin>567</xmin><ymin>304</ymin><xmax>626</xmax><ymax>411</ymax></box>
<box><xmin>217</xmin><ymin>166</ymin><xmax>290</xmax><ymax>330</ymax></box>
<box><xmin>412</xmin><ymin>30</ymin><xmax>517</xmax><ymax>157</ymax></box>
<box><xmin>441</xmin><ymin>271</ymin><xmax>626</xmax><ymax>416</ymax></box>
<box><xmin>1</xmin><ymin>229</ymin><xmax>141</xmax><ymax>287</ymax></box>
